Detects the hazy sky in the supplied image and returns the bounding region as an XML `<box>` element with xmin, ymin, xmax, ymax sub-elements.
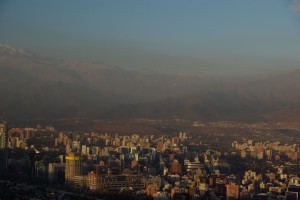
<box><xmin>1</xmin><ymin>0</ymin><xmax>300</xmax><ymax>75</ymax></box>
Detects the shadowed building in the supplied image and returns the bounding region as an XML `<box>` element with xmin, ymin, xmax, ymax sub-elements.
<box><xmin>48</xmin><ymin>163</ymin><xmax>65</xmax><ymax>184</ymax></box>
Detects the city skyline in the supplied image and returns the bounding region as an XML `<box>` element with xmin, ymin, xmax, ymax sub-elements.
<box><xmin>1</xmin><ymin>1</ymin><xmax>300</xmax><ymax>199</ymax></box>
<box><xmin>1</xmin><ymin>120</ymin><xmax>299</xmax><ymax>199</ymax></box>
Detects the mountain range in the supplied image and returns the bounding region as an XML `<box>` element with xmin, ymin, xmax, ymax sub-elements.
<box><xmin>1</xmin><ymin>43</ymin><xmax>300</xmax><ymax>122</ymax></box>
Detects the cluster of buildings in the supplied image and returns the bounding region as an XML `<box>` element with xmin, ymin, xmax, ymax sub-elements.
<box><xmin>1</xmin><ymin>122</ymin><xmax>300</xmax><ymax>199</ymax></box>
<box><xmin>239</xmin><ymin>169</ymin><xmax>300</xmax><ymax>200</ymax></box>
<box><xmin>28</xmin><ymin>130</ymin><xmax>300</xmax><ymax>199</ymax></box>
<box><xmin>7</xmin><ymin>125</ymin><xmax>55</xmax><ymax>150</ymax></box>
<box><xmin>231</xmin><ymin>140</ymin><xmax>299</xmax><ymax>161</ymax></box>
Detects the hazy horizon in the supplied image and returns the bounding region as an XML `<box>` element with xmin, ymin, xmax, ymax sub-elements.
<box><xmin>1</xmin><ymin>0</ymin><xmax>300</xmax><ymax>75</ymax></box>
<box><xmin>2</xmin><ymin>1</ymin><xmax>300</xmax><ymax>122</ymax></box>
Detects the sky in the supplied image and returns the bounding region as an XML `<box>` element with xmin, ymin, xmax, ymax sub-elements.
<box><xmin>1</xmin><ymin>0</ymin><xmax>300</xmax><ymax>75</ymax></box>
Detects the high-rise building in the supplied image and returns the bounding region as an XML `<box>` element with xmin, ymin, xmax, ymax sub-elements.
<box><xmin>48</xmin><ymin>163</ymin><xmax>66</xmax><ymax>184</ymax></box>
<box><xmin>65</xmin><ymin>152</ymin><xmax>83</xmax><ymax>184</ymax></box>
<box><xmin>0</xmin><ymin>122</ymin><xmax>7</xmax><ymax>176</ymax></box>
<box><xmin>226</xmin><ymin>182</ymin><xmax>239</xmax><ymax>200</ymax></box>
<box><xmin>170</xmin><ymin>160</ymin><xmax>182</xmax><ymax>174</ymax></box>
<box><xmin>0</xmin><ymin>122</ymin><xmax>6</xmax><ymax>149</ymax></box>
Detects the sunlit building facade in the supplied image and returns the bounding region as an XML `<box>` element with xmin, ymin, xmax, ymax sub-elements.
<box><xmin>65</xmin><ymin>152</ymin><xmax>83</xmax><ymax>184</ymax></box>
<box><xmin>0</xmin><ymin>122</ymin><xmax>6</xmax><ymax>149</ymax></box>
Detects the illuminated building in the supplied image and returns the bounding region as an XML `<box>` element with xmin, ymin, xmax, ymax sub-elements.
<box><xmin>88</xmin><ymin>174</ymin><xmax>146</xmax><ymax>192</ymax></box>
<box><xmin>170</xmin><ymin>160</ymin><xmax>182</xmax><ymax>174</ymax></box>
<box><xmin>185</xmin><ymin>160</ymin><xmax>205</xmax><ymax>173</ymax></box>
<box><xmin>65</xmin><ymin>152</ymin><xmax>83</xmax><ymax>184</ymax></box>
<box><xmin>226</xmin><ymin>182</ymin><xmax>239</xmax><ymax>200</ymax></box>
<box><xmin>0</xmin><ymin>122</ymin><xmax>6</xmax><ymax>149</ymax></box>
<box><xmin>0</xmin><ymin>122</ymin><xmax>7</xmax><ymax>176</ymax></box>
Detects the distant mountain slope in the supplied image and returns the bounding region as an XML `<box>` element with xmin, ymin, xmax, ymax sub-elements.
<box><xmin>1</xmin><ymin>43</ymin><xmax>300</xmax><ymax>122</ymax></box>
<box><xmin>0</xmin><ymin>43</ymin><xmax>211</xmax><ymax>119</ymax></box>
<box><xmin>98</xmin><ymin>69</ymin><xmax>300</xmax><ymax>122</ymax></box>
<box><xmin>100</xmin><ymin>91</ymin><xmax>278</xmax><ymax>121</ymax></box>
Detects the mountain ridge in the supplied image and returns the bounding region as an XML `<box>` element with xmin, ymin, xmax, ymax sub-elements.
<box><xmin>1</xmin><ymin>43</ymin><xmax>300</xmax><ymax>122</ymax></box>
